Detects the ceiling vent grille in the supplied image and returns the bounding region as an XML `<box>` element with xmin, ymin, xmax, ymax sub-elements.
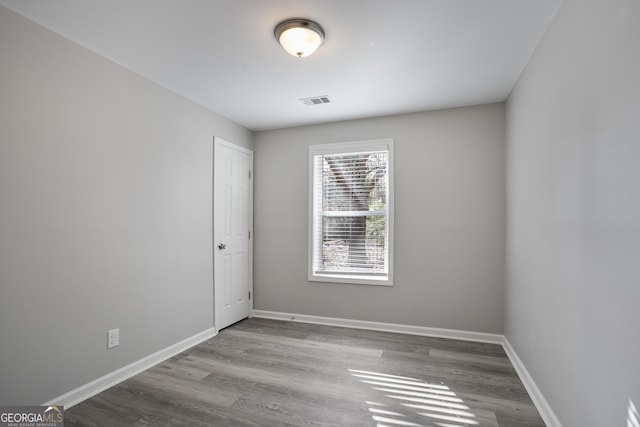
<box><xmin>300</xmin><ymin>95</ymin><xmax>332</xmax><ymax>106</ymax></box>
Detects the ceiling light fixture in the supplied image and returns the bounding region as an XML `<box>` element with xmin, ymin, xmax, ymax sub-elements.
<box><xmin>274</xmin><ymin>18</ymin><xmax>325</xmax><ymax>58</ymax></box>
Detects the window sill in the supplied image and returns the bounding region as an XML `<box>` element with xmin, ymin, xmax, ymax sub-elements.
<box><xmin>308</xmin><ymin>273</ymin><xmax>394</xmax><ymax>287</ymax></box>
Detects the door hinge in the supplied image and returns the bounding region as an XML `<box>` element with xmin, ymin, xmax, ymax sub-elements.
<box><xmin>249</xmin><ymin>291</ymin><xmax>251</xmax><ymax>300</ymax></box>
<box><xmin>248</xmin><ymin>231</ymin><xmax>251</xmax><ymax>239</ymax></box>
<box><xmin>249</xmin><ymin>170</ymin><xmax>251</xmax><ymax>180</ymax></box>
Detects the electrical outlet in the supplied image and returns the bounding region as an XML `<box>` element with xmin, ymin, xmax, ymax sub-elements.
<box><xmin>107</xmin><ymin>328</ymin><xmax>119</xmax><ymax>349</ymax></box>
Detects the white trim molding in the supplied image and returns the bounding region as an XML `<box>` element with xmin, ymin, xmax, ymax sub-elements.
<box><xmin>502</xmin><ymin>337</ymin><xmax>563</xmax><ymax>427</ymax></box>
<box><xmin>252</xmin><ymin>310</ymin><xmax>502</xmax><ymax>344</ymax></box>
<box><xmin>252</xmin><ymin>310</ymin><xmax>562</xmax><ymax>426</ymax></box>
<box><xmin>42</xmin><ymin>311</ymin><xmax>562</xmax><ymax>427</ymax></box>
<box><xmin>42</xmin><ymin>327</ymin><xmax>217</xmax><ymax>409</ymax></box>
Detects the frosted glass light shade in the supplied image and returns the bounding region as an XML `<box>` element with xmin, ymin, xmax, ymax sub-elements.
<box><xmin>275</xmin><ymin>19</ymin><xmax>325</xmax><ymax>58</ymax></box>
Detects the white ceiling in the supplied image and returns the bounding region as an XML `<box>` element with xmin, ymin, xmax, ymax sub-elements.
<box><xmin>0</xmin><ymin>0</ymin><xmax>562</xmax><ymax>131</ymax></box>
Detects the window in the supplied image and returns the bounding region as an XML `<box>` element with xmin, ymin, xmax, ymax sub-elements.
<box><xmin>308</xmin><ymin>139</ymin><xmax>394</xmax><ymax>286</ymax></box>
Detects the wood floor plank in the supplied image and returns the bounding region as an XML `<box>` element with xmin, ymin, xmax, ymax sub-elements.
<box><xmin>65</xmin><ymin>318</ymin><xmax>545</xmax><ymax>426</ymax></box>
<box><xmin>224</xmin><ymin>328</ymin><xmax>386</xmax><ymax>358</ymax></box>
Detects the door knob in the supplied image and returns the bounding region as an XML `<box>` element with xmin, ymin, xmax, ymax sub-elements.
<box><xmin>218</xmin><ymin>243</ymin><xmax>227</xmax><ymax>250</ymax></box>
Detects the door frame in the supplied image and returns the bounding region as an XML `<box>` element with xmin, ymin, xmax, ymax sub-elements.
<box><xmin>213</xmin><ymin>136</ymin><xmax>253</xmax><ymax>330</ymax></box>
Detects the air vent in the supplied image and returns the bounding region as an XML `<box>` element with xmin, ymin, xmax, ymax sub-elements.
<box><xmin>300</xmin><ymin>95</ymin><xmax>332</xmax><ymax>106</ymax></box>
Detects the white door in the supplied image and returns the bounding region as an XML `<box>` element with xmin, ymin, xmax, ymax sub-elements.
<box><xmin>214</xmin><ymin>137</ymin><xmax>252</xmax><ymax>330</ymax></box>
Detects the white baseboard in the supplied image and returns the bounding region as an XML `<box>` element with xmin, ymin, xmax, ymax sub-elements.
<box><xmin>502</xmin><ymin>337</ymin><xmax>563</xmax><ymax>427</ymax></box>
<box><xmin>252</xmin><ymin>310</ymin><xmax>503</xmax><ymax>344</ymax></box>
<box><xmin>43</xmin><ymin>327</ymin><xmax>217</xmax><ymax>409</ymax></box>
<box><xmin>252</xmin><ymin>310</ymin><xmax>561</xmax><ymax>426</ymax></box>
<box><xmin>44</xmin><ymin>312</ymin><xmax>561</xmax><ymax>426</ymax></box>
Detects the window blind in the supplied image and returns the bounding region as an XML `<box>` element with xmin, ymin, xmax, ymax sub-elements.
<box><xmin>311</xmin><ymin>147</ymin><xmax>390</xmax><ymax>278</ymax></box>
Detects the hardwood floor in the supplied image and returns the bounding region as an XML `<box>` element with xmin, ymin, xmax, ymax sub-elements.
<box><xmin>65</xmin><ymin>318</ymin><xmax>545</xmax><ymax>426</ymax></box>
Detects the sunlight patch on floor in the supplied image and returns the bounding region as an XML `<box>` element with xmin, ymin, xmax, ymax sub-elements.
<box><xmin>629</xmin><ymin>399</ymin><xmax>639</xmax><ymax>427</ymax></box>
<box><xmin>349</xmin><ymin>368</ymin><xmax>479</xmax><ymax>427</ymax></box>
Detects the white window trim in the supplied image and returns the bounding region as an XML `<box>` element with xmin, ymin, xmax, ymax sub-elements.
<box><xmin>308</xmin><ymin>139</ymin><xmax>394</xmax><ymax>286</ymax></box>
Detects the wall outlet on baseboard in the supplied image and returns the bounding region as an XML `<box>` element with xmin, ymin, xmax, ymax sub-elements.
<box><xmin>107</xmin><ymin>328</ymin><xmax>119</xmax><ymax>349</ymax></box>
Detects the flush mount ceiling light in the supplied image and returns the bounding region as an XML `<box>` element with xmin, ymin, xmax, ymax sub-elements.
<box><xmin>274</xmin><ymin>18</ymin><xmax>325</xmax><ymax>58</ymax></box>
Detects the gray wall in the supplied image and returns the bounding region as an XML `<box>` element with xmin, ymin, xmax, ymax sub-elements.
<box><xmin>254</xmin><ymin>104</ymin><xmax>505</xmax><ymax>333</ymax></box>
<box><xmin>505</xmin><ymin>0</ymin><xmax>640</xmax><ymax>425</ymax></box>
<box><xmin>0</xmin><ymin>7</ymin><xmax>252</xmax><ymax>405</ymax></box>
